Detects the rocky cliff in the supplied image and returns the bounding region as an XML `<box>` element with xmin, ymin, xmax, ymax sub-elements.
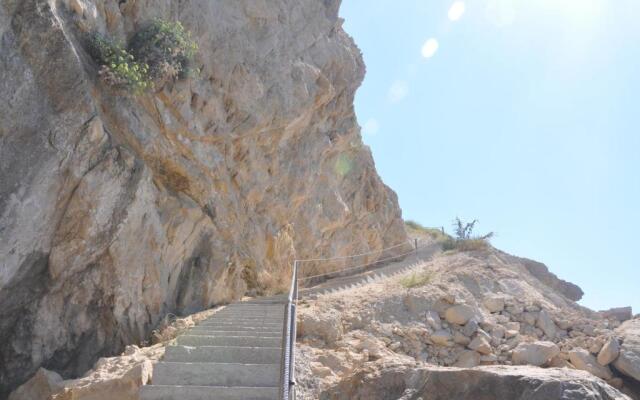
<box><xmin>0</xmin><ymin>0</ymin><xmax>406</xmax><ymax>395</ymax></box>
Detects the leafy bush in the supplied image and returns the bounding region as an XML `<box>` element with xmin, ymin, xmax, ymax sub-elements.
<box><xmin>399</xmin><ymin>270</ymin><xmax>433</xmax><ymax>289</ymax></box>
<box><xmin>88</xmin><ymin>32</ymin><xmax>152</xmax><ymax>93</ymax></box>
<box><xmin>129</xmin><ymin>19</ymin><xmax>199</xmax><ymax>85</ymax></box>
<box><xmin>88</xmin><ymin>20</ymin><xmax>198</xmax><ymax>94</ymax></box>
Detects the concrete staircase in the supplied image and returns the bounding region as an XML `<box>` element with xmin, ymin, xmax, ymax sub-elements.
<box><xmin>140</xmin><ymin>299</ymin><xmax>286</xmax><ymax>400</ymax></box>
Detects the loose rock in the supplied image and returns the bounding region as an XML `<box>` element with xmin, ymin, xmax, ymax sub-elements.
<box><xmin>445</xmin><ymin>305</ymin><xmax>476</xmax><ymax>326</ymax></box>
<box><xmin>597</xmin><ymin>337</ymin><xmax>620</xmax><ymax>366</ymax></box>
<box><xmin>512</xmin><ymin>341</ymin><xmax>560</xmax><ymax>367</ymax></box>
<box><xmin>569</xmin><ymin>348</ymin><xmax>613</xmax><ymax>380</ymax></box>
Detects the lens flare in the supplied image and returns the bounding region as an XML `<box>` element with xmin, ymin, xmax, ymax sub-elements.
<box><xmin>421</xmin><ymin>38</ymin><xmax>439</xmax><ymax>58</ymax></box>
<box><xmin>448</xmin><ymin>1</ymin><xmax>466</xmax><ymax>21</ymax></box>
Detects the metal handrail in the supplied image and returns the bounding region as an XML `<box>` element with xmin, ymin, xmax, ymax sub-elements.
<box><xmin>279</xmin><ymin>238</ymin><xmax>423</xmax><ymax>399</ymax></box>
<box><xmin>295</xmin><ymin>239</ymin><xmax>414</xmax><ymax>263</ymax></box>
<box><xmin>280</xmin><ymin>260</ymin><xmax>298</xmax><ymax>400</ymax></box>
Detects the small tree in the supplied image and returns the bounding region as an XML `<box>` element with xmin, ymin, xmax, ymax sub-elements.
<box><xmin>443</xmin><ymin>218</ymin><xmax>494</xmax><ymax>251</ymax></box>
<box><xmin>453</xmin><ymin>217</ymin><xmax>494</xmax><ymax>241</ymax></box>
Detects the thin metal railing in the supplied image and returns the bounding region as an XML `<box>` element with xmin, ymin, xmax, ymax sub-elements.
<box><xmin>280</xmin><ymin>260</ymin><xmax>298</xmax><ymax>400</ymax></box>
<box><xmin>279</xmin><ymin>238</ymin><xmax>424</xmax><ymax>399</ymax></box>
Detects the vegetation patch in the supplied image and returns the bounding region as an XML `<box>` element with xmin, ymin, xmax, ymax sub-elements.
<box><xmin>442</xmin><ymin>218</ymin><xmax>494</xmax><ymax>252</ymax></box>
<box><xmin>88</xmin><ymin>19</ymin><xmax>198</xmax><ymax>94</ymax></box>
<box><xmin>129</xmin><ymin>19</ymin><xmax>199</xmax><ymax>85</ymax></box>
<box><xmin>399</xmin><ymin>270</ymin><xmax>433</xmax><ymax>288</ymax></box>
<box><xmin>88</xmin><ymin>32</ymin><xmax>152</xmax><ymax>93</ymax></box>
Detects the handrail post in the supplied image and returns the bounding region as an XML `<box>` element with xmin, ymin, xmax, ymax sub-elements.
<box><xmin>414</xmin><ymin>238</ymin><xmax>418</xmax><ymax>259</ymax></box>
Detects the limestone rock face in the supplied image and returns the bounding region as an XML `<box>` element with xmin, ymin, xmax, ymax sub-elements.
<box><xmin>614</xmin><ymin>319</ymin><xmax>640</xmax><ymax>382</ymax></box>
<box><xmin>321</xmin><ymin>361</ymin><xmax>632</xmax><ymax>400</ymax></box>
<box><xmin>0</xmin><ymin>0</ymin><xmax>406</xmax><ymax>394</ymax></box>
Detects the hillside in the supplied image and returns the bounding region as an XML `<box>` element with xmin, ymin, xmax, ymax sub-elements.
<box><xmin>295</xmin><ymin>235</ymin><xmax>640</xmax><ymax>399</ymax></box>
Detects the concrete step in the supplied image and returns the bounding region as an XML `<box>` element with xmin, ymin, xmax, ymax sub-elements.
<box><xmin>196</xmin><ymin>326</ymin><xmax>282</xmax><ymax>333</ymax></box>
<box><xmin>152</xmin><ymin>362</ymin><xmax>280</xmax><ymax>387</ymax></box>
<box><xmin>232</xmin><ymin>298</ymin><xmax>287</xmax><ymax>304</ymax></box>
<box><xmin>197</xmin><ymin>324</ymin><xmax>282</xmax><ymax>331</ymax></box>
<box><xmin>177</xmin><ymin>335</ymin><xmax>281</xmax><ymax>348</ymax></box>
<box><xmin>188</xmin><ymin>328</ymin><xmax>282</xmax><ymax>338</ymax></box>
<box><xmin>211</xmin><ymin>313</ymin><xmax>284</xmax><ymax>318</ymax></box>
<box><xmin>193</xmin><ymin>325</ymin><xmax>282</xmax><ymax>332</ymax></box>
<box><xmin>140</xmin><ymin>385</ymin><xmax>279</xmax><ymax>400</ymax></box>
<box><xmin>165</xmin><ymin>345</ymin><xmax>281</xmax><ymax>364</ymax></box>
<box><xmin>199</xmin><ymin>320</ymin><xmax>282</xmax><ymax>327</ymax></box>
<box><xmin>214</xmin><ymin>307</ymin><xmax>284</xmax><ymax>315</ymax></box>
<box><xmin>205</xmin><ymin>317</ymin><xmax>283</xmax><ymax>322</ymax></box>
<box><xmin>220</xmin><ymin>303</ymin><xmax>286</xmax><ymax>311</ymax></box>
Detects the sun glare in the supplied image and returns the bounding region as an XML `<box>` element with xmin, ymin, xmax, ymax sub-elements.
<box><xmin>448</xmin><ymin>1</ymin><xmax>466</xmax><ymax>22</ymax></box>
<box><xmin>421</xmin><ymin>38</ymin><xmax>439</xmax><ymax>59</ymax></box>
<box><xmin>388</xmin><ymin>80</ymin><xmax>409</xmax><ymax>103</ymax></box>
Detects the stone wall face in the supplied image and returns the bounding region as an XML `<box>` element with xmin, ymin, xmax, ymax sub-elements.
<box><xmin>0</xmin><ymin>0</ymin><xmax>406</xmax><ymax>395</ymax></box>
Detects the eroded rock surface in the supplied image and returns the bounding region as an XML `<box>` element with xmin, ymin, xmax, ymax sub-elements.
<box><xmin>321</xmin><ymin>360</ymin><xmax>631</xmax><ymax>400</ymax></box>
<box><xmin>0</xmin><ymin>0</ymin><xmax>405</xmax><ymax>395</ymax></box>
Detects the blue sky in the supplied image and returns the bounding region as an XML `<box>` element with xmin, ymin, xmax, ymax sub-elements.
<box><xmin>340</xmin><ymin>0</ymin><xmax>639</xmax><ymax>313</ymax></box>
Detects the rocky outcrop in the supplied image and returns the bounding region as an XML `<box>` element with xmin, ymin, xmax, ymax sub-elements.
<box><xmin>601</xmin><ymin>308</ymin><xmax>634</xmax><ymax>323</ymax></box>
<box><xmin>9</xmin><ymin>345</ymin><xmax>160</xmax><ymax>400</ymax></box>
<box><xmin>295</xmin><ymin>248</ymin><xmax>637</xmax><ymax>398</ymax></box>
<box><xmin>321</xmin><ymin>360</ymin><xmax>631</xmax><ymax>400</ymax></box>
<box><xmin>0</xmin><ymin>0</ymin><xmax>406</xmax><ymax>395</ymax></box>
<box><xmin>507</xmin><ymin>254</ymin><xmax>584</xmax><ymax>301</ymax></box>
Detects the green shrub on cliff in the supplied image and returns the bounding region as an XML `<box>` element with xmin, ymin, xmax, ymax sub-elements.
<box><xmin>88</xmin><ymin>19</ymin><xmax>198</xmax><ymax>93</ymax></box>
<box><xmin>129</xmin><ymin>19</ymin><xmax>199</xmax><ymax>84</ymax></box>
<box><xmin>88</xmin><ymin>32</ymin><xmax>152</xmax><ymax>93</ymax></box>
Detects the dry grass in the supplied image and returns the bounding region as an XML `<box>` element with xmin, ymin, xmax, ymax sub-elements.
<box><xmin>405</xmin><ymin>220</ymin><xmax>451</xmax><ymax>242</ymax></box>
<box><xmin>399</xmin><ymin>270</ymin><xmax>433</xmax><ymax>289</ymax></box>
<box><xmin>442</xmin><ymin>237</ymin><xmax>490</xmax><ymax>252</ymax></box>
